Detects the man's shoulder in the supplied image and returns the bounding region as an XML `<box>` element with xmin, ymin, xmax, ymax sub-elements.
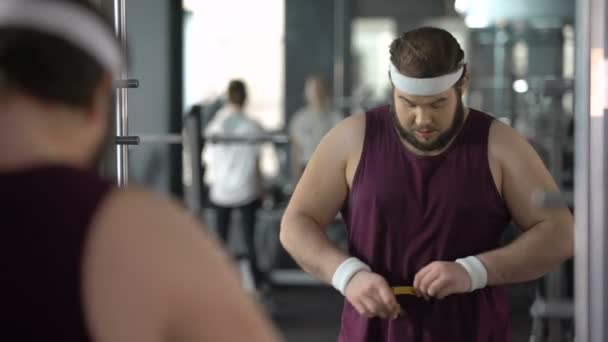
<box><xmin>92</xmin><ymin>187</ymin><xmax>189</xmax><ymax>236</ymax></box>
<box><xmin>487</xmin><ymin>114</ymin><xmax>533</xmax><ymax>164</ymax></box>
<box><xmin>321</xmin><ymin>112</ymin><xmax>365</xmax><ymax>153</ymax></box>
<box><xmin>488</xmin><ymin>115</ymin><xmax>520</xmax><ymax>143</ymax></box>
<box><xmin>339</xmin><ymin>112</ymin><xmax>366</xmax><ymax>129</ymax></box>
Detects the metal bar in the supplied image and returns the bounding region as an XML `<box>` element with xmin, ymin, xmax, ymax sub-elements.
<box><xmin>574</xmin><ymin>0</ymin><xmax>591</xmax><ymax>338</ymax></box>
<box><xmin>574</xmin><ymin>0</ymin><xmax>604</xmax><ymax>340</ymax></box>
<box><xmin>183</xmin><ymin>112</ymin><xmax>202</xmax><ymax>215</ymax></box>
<box><xmin>114</xmin><ymin>79</ymin><xmax>140</xmax><ymax>89</ymax></box>
<box><xmin>532</xmin><ymin>191</ymin><xmax>573</xmax><ymax>207</ymax></box>
<box><xmin>269</xmin><ymin>269</ymin><xmax>324</xmax><ymax>286</ymax></box>
<box><xmin>207</xmin><ymin>134</ymin><xmax>290</xmax><ymax>144</ymax></box>
<box><xmin>123</xmin><ymin>133</ymin><xmax>290</xmax><ymax>145</ymax></box>
<box><xmin>530</xmin><ymin>298</ymin><xmax>574</xmax><ymax>319</ymax></box>
<box><xmin>114</xmin><ymin>0</ymin><xmax>129</xmax><ymax>187</ymax></box>
<box><xmin>587</xmin><ymin>0</ymin><xmax>608</xmax><ymax>340</ymax></box>
<box><xmin>138</xmin><ymin>134</ymin><xmax>183</xmax><ymax>144</ymax></box>
<box><xmin>115</xmin><ymin>136</ymin><xmax>140</xmax><ymax>145</ymax></box>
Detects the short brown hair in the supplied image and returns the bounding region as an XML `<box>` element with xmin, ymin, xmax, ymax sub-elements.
<box><xmin>389</xmin><ymin>27</ymin><xmax>465</xmax><ymax>86</ymax></box>
<box><xmin>0</xmin><ymin>0</ymin><xmax>116</xmax><ymax>108</ymax></box>
<box><xmin>227</xmin><ymin>79</ymin><xmax>247</xmax><ymax>106</ymax></box>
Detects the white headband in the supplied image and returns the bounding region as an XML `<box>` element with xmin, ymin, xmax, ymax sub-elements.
<box><xmin>389</xmin><ymin>62</ymin><xmax>464</xmax><ymax>96</ymax></box>
<box><xmin>0</xmin><ymin>0</ymin><xmax>122</xmax><ymax>76</ymax></box>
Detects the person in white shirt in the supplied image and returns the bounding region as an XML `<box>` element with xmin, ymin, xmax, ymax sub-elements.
<box><xmin>204</xmin><ymin>79</ymin><xmax>265</xmax><ymax>288</ymax></box>
<box><xmin>289</xmin><ymin>75</ymin><xmax>342</xmax><ymax>179</ymax></box>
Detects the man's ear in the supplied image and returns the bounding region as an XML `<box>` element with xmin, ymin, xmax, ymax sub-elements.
<box><xmin>455</xmin><ymin>66</ymin><xmax>470</xmax><ymax>95</ymax></box>
<box><xmin>88</xmin><ymin>73</ymin><xmax>113</xmax><ymax>126</ymax></box>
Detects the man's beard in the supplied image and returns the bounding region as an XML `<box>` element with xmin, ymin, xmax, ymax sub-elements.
<box><xmin>390</xmin><ymin>97</ymin><xmax>465</xmax><ymax>152</ymax></box>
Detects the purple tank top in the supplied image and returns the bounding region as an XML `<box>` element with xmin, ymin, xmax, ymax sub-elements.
<box><xmin>340</xmin><ymin>105</ymin><xmax>512</xmax><ymax>342</ymax></box>
<box><xmin>1</xmin><ymin>165</ymin><xmax>113</xmax><ymax>341</ymax></box>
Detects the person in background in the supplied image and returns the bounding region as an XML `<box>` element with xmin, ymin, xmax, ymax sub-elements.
<box><xmin>204</xmin><ymin>79</ymin><xmax>267</xmax><ymax>290</ymax></box>
<box><xmin>289</xmin><ymin>75</ymin><xmax>342</xmax><ymax>179</ymax></box>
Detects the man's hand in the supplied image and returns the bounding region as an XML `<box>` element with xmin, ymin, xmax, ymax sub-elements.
<box><xmin>344</xmin><ymin>271</ymin><xmax>400</xmax><ymax>319</ymax></box>
<box><xmin>413</xmin><ymin>261</ymin><xmax>471</xmax><ymax>300</ymax></box>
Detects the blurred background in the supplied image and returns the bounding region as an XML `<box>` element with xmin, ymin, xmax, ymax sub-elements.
<box><xmin>98</xmin><ymin>0</ymin><xmax>579</xmax><ymax>340</ymax></box>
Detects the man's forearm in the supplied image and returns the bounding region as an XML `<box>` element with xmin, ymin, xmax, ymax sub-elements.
<box><xmin>280</xmin><ymin>214</ymin><xmax>349</xmax><ymax>284</ymax></box>
<box><xmin>477</xmin><ymin>220</ymin><xmax>573</xmax><ymax>285</ymax></box>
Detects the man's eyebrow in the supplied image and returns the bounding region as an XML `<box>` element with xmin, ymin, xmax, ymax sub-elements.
<box><xmin>398</xmin><ymin>96</ymin><xmax>448</xmax><ymax>106</ymax></box>
<box><xmin>398</xmin><ymin>96</ymin><xmax>416</xmax><ymax>105</ymax></box>
<box><xmin>431</xmin><ymin>98</ymin><xmax>448</xmax><ymax>105</ymax></box>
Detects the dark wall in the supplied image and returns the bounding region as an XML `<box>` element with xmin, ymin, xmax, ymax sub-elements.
<box><xmin>283</xmin><ymin>0</ymin><xmax>447</xmax><ymax>122</ymax></box>
<box><xmin>468</xmin><ymin>26</ymin><xmax>565</xmax><ymax>118</ymax></box>
<box><xmin>352</xmin><ymin>0</ymin><xmax>447</xmax><ymax>32</ymax></box>
<box><xmin>285</xmin><ymin>0</ymin><xmax>336</xmax><ymax>120</ymax></box>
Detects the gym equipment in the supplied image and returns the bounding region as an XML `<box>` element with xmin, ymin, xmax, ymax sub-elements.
<box><xmin>532</xmin><ymin>191</ymin><xmax>573</xmax><ymax>207</ymax></box>
<box><xmin>524</xmin><ymin>78</ymin><xmax>574</xmax><ymax>342</ymax></box>
<box><xmin>575</xmin><ymin>1</ymin><xmax>608</xmax><ymax>340</ymax></box>
<box><xmin>109</xmin><ymin>0</ymin><xmax>289</xmax><ymax>293</ymax></box>
<box><xmin>113</xmin><ymin>0</ymin><xmax>131</xmax><ymax>188</ymax></box>
<box><xmin>116</xmin><ymin>134</ymin><xmax>289</xmax><ymax>145</ymax></box>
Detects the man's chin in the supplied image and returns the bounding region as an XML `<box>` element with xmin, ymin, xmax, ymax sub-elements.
<box><xmin>406</xmin><ymin>140</ymin><xmax>439</xmax><ymax>152</ymax></box>
<box><xmin>415</xmin><ymin>138</ymin><xmax>438</xmax><ymax>146</ymax></box>
<box><xmin>416</xmin><ymin>144</ymin><xmax>440</xmax><ymax>152</ymax></box>
<box><xmin>413</xmin><ymin>137</ymin><xmax>438</xmax><ymax>148</ymax></box>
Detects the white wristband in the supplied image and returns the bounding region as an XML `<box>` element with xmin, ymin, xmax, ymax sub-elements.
<box><xmin>331</xmin><ymin>257</ymin><xmax>371</xmax><ymax>295</ymax></box>
<box><xmin>455</xmin><ymin>256</ymin><xmax>488</xmax><ymax>292</ymax></box>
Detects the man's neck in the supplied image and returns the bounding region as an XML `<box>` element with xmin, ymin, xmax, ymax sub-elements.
<box><xmin>0</xmin><ymin>103</ymin><xmax>92</xmax><ymax>171</ymax></box>
<box><xmin>308</xmin><ymin>102</ymin><xmax>330</xmax><ymax>113</ymax></box>
<box><xmin>400</xmin><ymin>107</ymin><xmax>470</xmax><ymax>157</ymax></box>
<box><xmin>227</xmin><ymin>104</ymin><xmax>244</xmax><ymax>113</ymax></box>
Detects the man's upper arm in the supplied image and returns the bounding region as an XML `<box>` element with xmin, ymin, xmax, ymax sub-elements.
<box><xmin>84</xmin><ymin>189</ymin><xmax>279</xmax><ymax>342</ymax></box>
<box><xmin>284</xmin><ymin>115</ymin><xmax>362</xmax><ymax>227</ymax></box>
<box><xmin>158</xmin><ymin>200</ymin><xmax>279</xmax><ymax>341</ymax></box>
<box><xmin>490</xmin><ymin>121</ymin><xmax>573</xmax><ymax>231</ymax></box>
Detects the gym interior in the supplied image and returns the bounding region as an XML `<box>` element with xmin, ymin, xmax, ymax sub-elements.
<box><xmin>88</xmin><ymin>0</ymin><xmax>605</xmax><ymax>341</ymax></box>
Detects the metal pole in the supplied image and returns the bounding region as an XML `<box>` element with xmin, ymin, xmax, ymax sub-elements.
<box><xmin>183</xmin><ymin>112</ymin><xmax>202</xmax><ymax>215</ymax></box>
<box><xmin>114</xmin><ymin>0</ymin><xmax>129</xmax><ymax>187</ymax></box>
<box><xmin>574</xmin><ymin>0</ymin><xmax>608</xmax><ymax>340</ymax></box>
<box><xmin>574</xmin><ymin>0</ymin><xmax>590</xmax><ymax>338</ymax></box>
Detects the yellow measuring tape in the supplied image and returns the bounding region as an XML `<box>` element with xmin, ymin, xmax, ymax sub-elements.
<box><xmin>392</xmin><ymin>286</ymin><xmax>416</xmax><ymax>296</ymax></box>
